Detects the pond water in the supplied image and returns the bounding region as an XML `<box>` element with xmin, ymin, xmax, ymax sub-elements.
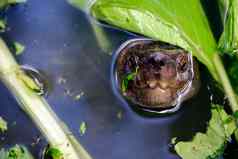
<box><xmin>0</xmin><ymin>0</ymin><xmax>236</xmax><ymax>159</ymax></box>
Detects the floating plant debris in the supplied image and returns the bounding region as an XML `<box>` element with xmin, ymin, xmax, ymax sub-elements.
<box><xmin>74</xmin><ymin>92</ymin><xmax>85</xmax><ymax>101</ymax></box>
<box><xmin>0</xmin><ymin>145</ymin><xmax>34</xmax><ymax>159</ymax></box>
<box><xmin>20</xmin><ymin>65</ymin><xmax>49</xmax><ymax>96</ymax></box>
<box><xmin>79</xmin><ymin>122</ymin><xmax>87</xmax><ymax>136</ymax></box>
<box><xmin>43</xmin><ymin>146</ymin><xmax>64</xmax><ymax>159</ymax></box>
<box><xmin>13</xmin><ymin>42</ymin><xmax>25</xmax><ymax>55</ymax></box>
<box><xmin>0</xmin><ymin>117</ymin><xmax>7</xmax><ymax>133</ymax></box>
<box><xmin>114</xmin><ymin>39</ymin><xmax>200</xmax><ymax>113</ymax></box>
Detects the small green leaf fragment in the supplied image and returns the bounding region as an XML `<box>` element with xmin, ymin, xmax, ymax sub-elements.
<box><xmin>121</xmin><ymin>78</ymin><xmax>128</xmax><ymax>92</ymax></box>
<box><xmin>74</xmin><ymin>92</ymin><xmax>84</xmax><ymax>101</ymax></box>
<box><xmin>121</xmin><ymin>66</ymin><xmax>139</xmax><ymax>92</ymax></box>
<box><xmin>20</xmin><ymin>73</ymin><xmax>41</xmax><ymax>93</ymax></box>
<box><xmin>0</xmin><ymin>117</ymin><xmax>7</xmax><ymax>133</ymax></box>
<box><xmin>0</xmin><ymin>20</ymin><xmax>6</xmax><ymax>32</ymax></box>
<box><xmin>2</xmin><ymin>145</ymin><xmax>35</xmax><ymax>159</ymax></box>
<box><xmin>79</xmin><ymin>122</ymin><xmax>87</xmax><ymax>136</ymax></box>
<box><xmin>8</xmin><ymin>146</ymin><xmax>23</xmax><ymax>159</ymax></box>
<box><xmin>45</xmin><ymin>147</ymin><xmax>63</xmax><ymax>159</ymax></box>
<box><xmin>14</xmin><ymin>42</ymin><xmax>25</xmax><ymax>55</ymax></box>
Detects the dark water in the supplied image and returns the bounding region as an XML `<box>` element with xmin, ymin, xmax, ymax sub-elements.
<box><xmin>0</xmin><ymin>0</ymin><xmax>237</xmax><ymax>159</ymax></box>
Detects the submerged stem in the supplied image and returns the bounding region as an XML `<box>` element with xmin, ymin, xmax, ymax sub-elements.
<box><xmin>213</xmin><ymin>53</ymin><xmax>238</xmax><ymax>142</ymax></box>
<box><xmin>0</xmin><ymin>39</ymin><xmax>92</xmax><ymax>159</ymax></box>
<box><xmin>213</xmin><ymin>53</ymin><xmax>238</xmax><ymax>112</ymax></box>
<box><xmin>90</xmin><ymin>18</ymin><xmax>111</xmax><ymax>53</ymax></box>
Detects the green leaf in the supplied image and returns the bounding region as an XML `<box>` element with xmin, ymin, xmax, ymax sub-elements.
<box><xmin>0</xmin><ymin>145</ymin><xmax>34</xmax><ymax>159</ymax></box>
<box><xmin>0</xmin><ymin>0</ymin><xmax>26</xmax><ymax>9</ymax></box>
<box><xmin>121</xmin><ymin>66</ymin><xmax>138</xmax><ymax>92</ymax></box>
<box><xmin>14</xmin><ymin>42</ymin><xmax>25</xmax><ymax>55</ymax></box>
<box><xmin>79</xmin><ymin>121</ymin><xmax>87</xmax><ymax>136</ymax></box>
<box><xmin>174</xmin><ymin>105</ymin><xmax>237</xmax><ymax>159</ymax></box>
<box><xmin>218</xmin><ymin>0</ymin><xmax>238</xmax><ymax>54</ymax></box>
<box><xmin>0</xmin><ymin>117</ymin><xmax>7</xmax><ymax>133</ymax></box>
<box><xmin>0</xmin><ymin>20</ymin><xmax>6</xmax><ymax>32</ymax></box>
<box><xmin>45</xmin><ymin>147</ymin><xmax>63</xmax><ymax>159</ymax></box>
<box><xmin>90</xmin><ymin>0</ymin><xmax>219</xmax><ymax>80</ymax></box>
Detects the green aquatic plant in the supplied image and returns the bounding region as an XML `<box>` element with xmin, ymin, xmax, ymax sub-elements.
<box><xmin>85</xmin><ymin>0</ymin><xmax>238</xmax><ymax>158</ymax></box>
<box><xmin>13</xmin><ymin>42</ymin><xmax>25</xmax><ymax>56</ymax></box>
<box><xmin>68</xmin><ymin>0</ymin><xmax>112</xmax><ymax>53</ymax></box>
<box><xmin>0</xmin><ymin>145</ymin><xmax>34</xmax><ymax>159</ymax></box>
<box><xmin>0</xmin><ymin>116</ymin><xmax>7</xmax><ymax>133</ymax></box>
<box><xmin>44</xmin><ymin>147</ymin><xmax>64</xmax><ymax>159</ymax></box>
<box><xmin>121</xmin><ymin>66</ymin><xmax>139</xmax><ymax>92</ymax></box>
<box><xmin>79</xmin><ymin>121</ymin><xmax>87</xmax><ymax>136</ymax></box>
<box><xmin>89</xmin><ymin>0</ymin><xmax>238</xmax><ymax>116</ymax></box>
<box><xmin>0</xmin><ymin>0</ymin><xmax>237</xmax><ymax>158</ymax></box>
<box><xmin>0</xmin><ymin>2</ymin><xmax>92</xmax><ymax>159</ymax></box>
<box><xmin>0</xmin><ymin>39</ymin><xmax>92</xmax><ymax>159</ymax></box>
<box><xmin>218</xmin><ymin>0</ymin><xmax>238</xmax><ymax>54</ymax></box>
<box><xmin>0</xmin><ymin>0</ymin><xmax>26</xmax><ymax>32</ymax></box>
<box><xmin>173</xmin><ymin>105</ymin><xmax>236</xmax><ymax>159</ymax></box>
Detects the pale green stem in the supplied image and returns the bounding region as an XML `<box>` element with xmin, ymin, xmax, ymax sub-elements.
<box><xmin>213</xmin><ymin>53</ymin><xmax>238</xmax><ymax>141</ymax></box>
<box><xmin>213</xmin><ymin>54</ymin><xmax>238</xmax><ymax>112</ymax></box>
<box><xmin>0</xmin><ymin>39</ymin><xmax>92</xmax><ymax>159</ymax></box>
<box><xmin>90</xmin><ymin>19</ymin><xmax>112</xmax><ymax>54</ymax></box>
<box><xmin>67</xmin><ymin>0</ymin><xmax>112</xmax><ymax>54</ymax></box>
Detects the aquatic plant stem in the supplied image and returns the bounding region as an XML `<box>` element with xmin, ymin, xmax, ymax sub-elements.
<box><xmin>213</xmin><ymin>54</ymin><xmax>238</xmax><ymax>112</ymax></box>
<box><xmin>67</xmin><ymin>0</ymin><xmax>112</xmax><ymax>54</ymax></box>
<box><xmin>0</xmin><ymin>39</ymin><xmax>92</xmax><ymax>159</ymax></box>
<box><xmin>213</xmin><ymin>53</ymin><xmax>238</xmax><ymax>141</ymax></box>
<box><xmin>89</xmin><ymin>18</ymin><xmax>112</xmax><ymax>53</ymax></box>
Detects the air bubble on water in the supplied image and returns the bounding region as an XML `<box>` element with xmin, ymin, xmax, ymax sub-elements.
<box><xmin>21</xmin><ymin>65</ymin><xmax>49</xmax><ymax>96</ymax></box>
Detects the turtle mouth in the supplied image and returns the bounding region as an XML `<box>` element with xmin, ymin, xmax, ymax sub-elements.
<box><xmin>113</xmin><ymin>38</ymin><xmax>200</xmax><ymax>114</ymax></box>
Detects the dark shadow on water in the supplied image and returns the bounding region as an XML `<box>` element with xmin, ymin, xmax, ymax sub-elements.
<box><xmin>201</xmin><ymin>0</ymin><xmax>223</xmax><ymax>41</ymax></box>
<box><xmin>169</xmin><ymin>65</ymin><xmax>211</xmax><ymax>143</ymax></box>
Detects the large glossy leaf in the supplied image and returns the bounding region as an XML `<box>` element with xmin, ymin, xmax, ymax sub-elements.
<box><xmin>174</xmin><ymin>105</ymin><xmax>236</xmax><ymax>159</ymax></box>
<box><xmin>90</xmin><ymin>0</ymin><xmax>219</xmax><ymax>79</ymax></box>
